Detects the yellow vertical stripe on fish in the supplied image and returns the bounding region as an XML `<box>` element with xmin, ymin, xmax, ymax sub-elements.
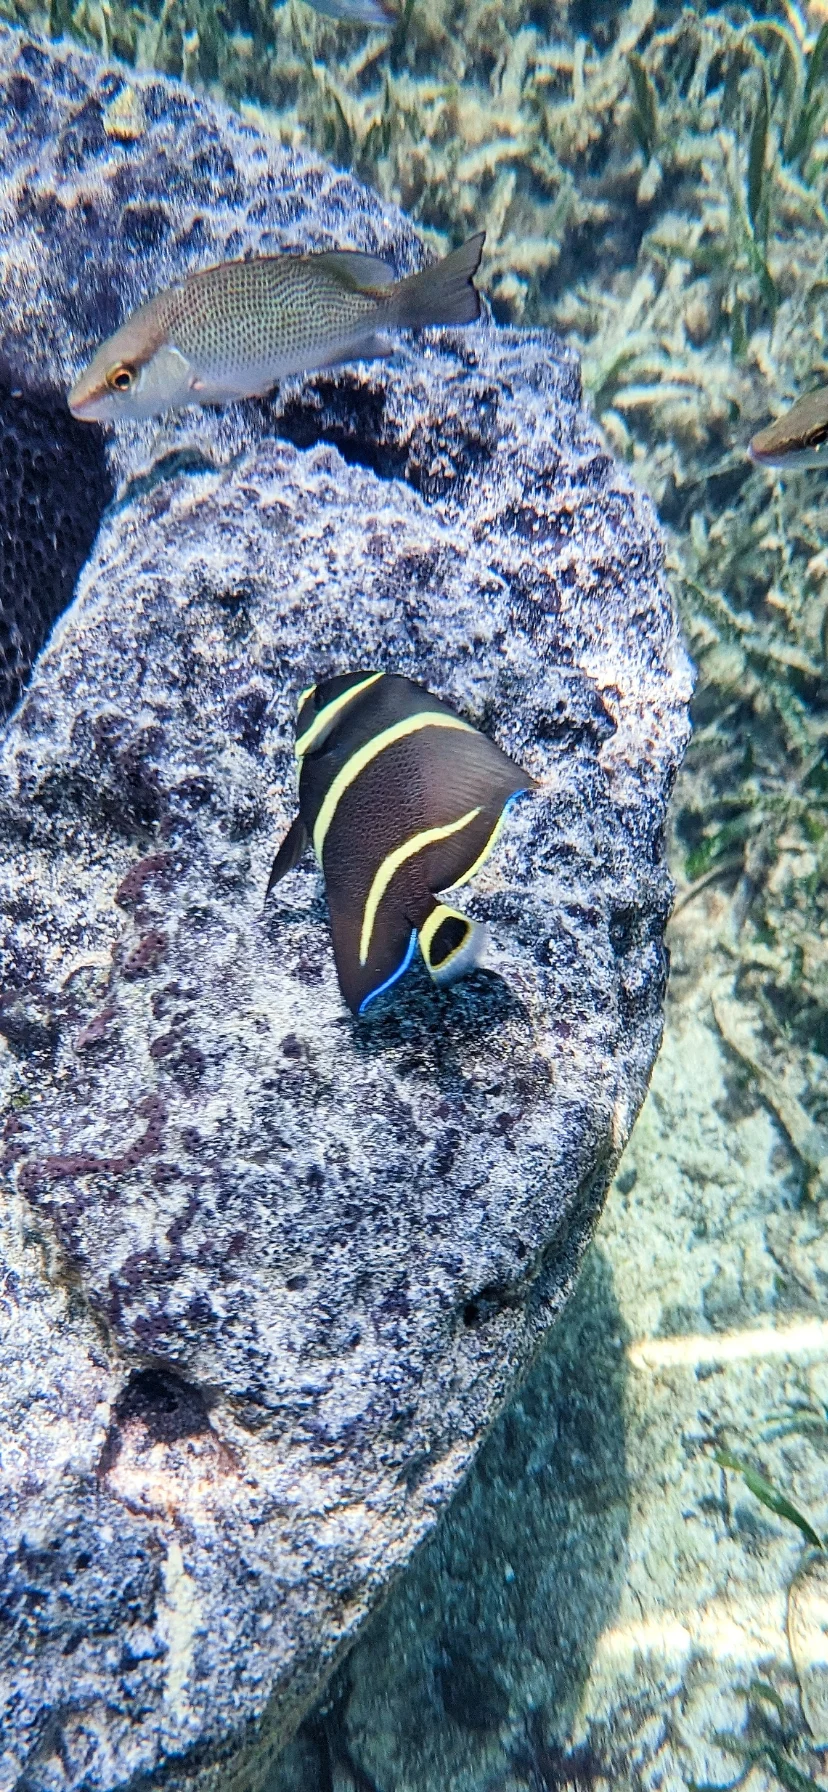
<box><xmin>312</xmin><ymin>713</ymin><xmax>477</xmax><ymax>865</ymax></box>
<box><xmin>450</xmin><ymin>808</ymin><xmax>508</xmax><ymax>888</ymax></box>
<box><xmin>358</xmin><ymin>807</ymin><xmax>482</xmax><ymax>966</ymax></box>
<box><xmin>418</xmin><ymin>903</ymin><xmax>471</xmax><ymax>972</ymax></box>
<box><xmin>295</xmin><ymin>672</ymin><xmax>384</xmax><ymax>759</ymax></box>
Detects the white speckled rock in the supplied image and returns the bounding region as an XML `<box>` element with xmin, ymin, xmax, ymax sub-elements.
<box><xmin>0</xmin><ymin>27</ymin><xmax>692</xmax><ymax>1792</ymax></box>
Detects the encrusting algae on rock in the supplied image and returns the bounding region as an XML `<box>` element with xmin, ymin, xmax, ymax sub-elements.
<box><xmin>101</xmin><ymin>79</ymin><xmax>146</xmax><ymax>137</ymax></box>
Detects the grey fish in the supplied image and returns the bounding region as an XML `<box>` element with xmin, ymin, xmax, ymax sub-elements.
<box><xmin>301</xmin><ymin>0</ymin><xmax>396</xmax><ymax>23</ymax></box>
<box><xmin>266</xmin><ymin>670</ymin><xmax>536</xmax><ymax>1016</ymax></box>
<box><xmin>749</xmin><ymin>385</ymin><xmax>828</xmax><ymax>470</ymax></box>
<box><xmin>68</xmin><ymin>233</ymin><xmax>485</xmax><ymax>423</ymax></box>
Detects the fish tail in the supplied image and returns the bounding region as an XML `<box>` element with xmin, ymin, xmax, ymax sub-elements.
<box><xmin>387</xmin><ymin>233</ymin><xmax>485</xmax><ymax>331</ymax></box>
<box><xmin>418</xmin><ymin>903</ymin><xmax>488</xmax><ymax>986</ymax></box>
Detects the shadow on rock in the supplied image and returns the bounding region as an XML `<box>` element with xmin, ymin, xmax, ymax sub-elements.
<box><xmin>348</xmin><ymin>962</ymin><xmax>532</xmax><ymax>1059</ymax></box>
<box><xmin>270</xmin><ymin>1245</ymin><xmax>629</xmax><ymax>1792</ymax></box>
<box><xmin>0</xmin><ymin>377</ymin><xmax>113</xmax><ymax>720</ymax></box>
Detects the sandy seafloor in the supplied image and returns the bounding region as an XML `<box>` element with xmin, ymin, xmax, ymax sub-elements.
<box><xmin>266</xmin><ymin>876</ymin><xmax>828</xmax><ymax>1789</ymax></box>
<box><xmin>3</xmin><ymin>0</ymin><xmax>828</xmax><ymax>1781</ymax></box>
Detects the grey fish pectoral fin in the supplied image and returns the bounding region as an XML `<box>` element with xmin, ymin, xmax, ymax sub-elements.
<box><xmin>265</xmin><ymin>816</ymin><xmax>309</xmax><ymax>905</ymax></box>
<box><xmin>304</xmin><ymin>333</ymin><xmax>394</xmax><ymax>384</ymax></box>
<box><xmin>318</xmin><ymin>332</ymin><xmax>394</xmax><ymax>371</ymax></box>
<box><xmin>355</xmin><ymin>332</ymin><xmax>394</xmax><ymax>362</ymax></box>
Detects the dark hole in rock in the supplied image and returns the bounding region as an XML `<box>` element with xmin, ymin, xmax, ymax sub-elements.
<box><xmin>350</xmin><ymin>968</ymin><xmax>529</xmax><ymax>1061</ymax></box>
<box><xmin>97</xmin><ymin>1366</ymin><xmax>212</xmax><ymax>1476</ymax></box>
<box><xmin>117</xmin><ymin>1366</ymin><xmax>212</xmax><ymax>1440</ymax></box>
<box><xmin>0</xmin><ymin>378</ymin><xmax>113</xmax><ymax>721</ymax></box>
<box><xmin>0</xmin><ymin>996</ymin><xmax>59</xmax><ymax>1063</ymax></box>
<box><xmin>609</xmin><ymin>905</ymin><xmax>639</xmax><ymax>957</ymax></box>
<box><xmin>462</xmin><ymin>1282</ymin><xmax>516</xmax><ymax>1328</ymax></box>
<box><xmin>273</xmin><ymin>370</ymin><xmax>499</xmax><ymax>500</ymax></box>
<box><xmin>275</xmin><ymin>382</ymin><xmax>409</xmax><ymax>485</ymax></box>
<box><xmin>119</xmin><ymin>445</ymin><xmax>217</xmax><ymax>510</ymax></box>
<box><xmin>118</xmin><ymin>202</ymin><xmax>172</xmax><ymax>254</ymax></box>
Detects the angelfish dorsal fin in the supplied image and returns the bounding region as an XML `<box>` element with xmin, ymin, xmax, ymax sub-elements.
<box><xmin>265</xmin><ymin>816</ymin><xmax>309</xmax><ymax>903</ymax></box>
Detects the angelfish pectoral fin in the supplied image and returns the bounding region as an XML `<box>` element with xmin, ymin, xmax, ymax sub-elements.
<box><xmin>418</xmin><ymin>904</ymin><xmax>488</xmax><ymax>986</ymax></box>
<box><xmin>265</xmin><ymin>816</ymin><xmax>309</xmax><ymax>904</ymax></box>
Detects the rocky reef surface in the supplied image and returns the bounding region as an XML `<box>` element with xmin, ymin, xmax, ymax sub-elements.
<box><xmin>0</xmin><ymin>28</ymin><xmax>692</xmax><ymax>1792</ymax></box>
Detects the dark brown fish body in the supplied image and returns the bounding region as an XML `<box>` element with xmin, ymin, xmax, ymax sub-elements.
<box><xmin>267</xmin><ymin>671</ymin><xmax>536</xmax><ymax>1014</ymax></box>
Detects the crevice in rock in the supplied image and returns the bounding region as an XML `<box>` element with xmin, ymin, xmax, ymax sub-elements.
<box><xmin>272</xmin><ymin>367</ymin><xmax>500</xmax><ymax>500</ymax></box>
<box><xmin>113</xmin><ymin>445</ymin><xmax>220</xmax><ymax>514</ymax></box>
<box><xmin>0</xmin><ymin>377</ymin><xmax>114</xmax><ymax>723</ymax></box>
<box><xmin>97</xmin><ymin>1365</ymin><xmax>213</xmax><ymax>1477</ymax></box>
<box><xmin>527</xmin><ymin>1136</ymin><xmax>620</xmax><ymax>1332</ymax></box>
<box><xmin>462</xmin><ymin>1282</ymin><xmax>521</xmax><ymax>1329</ymax></box>
<box><xmin>274</xmin><ymin>380</ymin><xmax>409</xmax><ymax>485</ymax></box>
<box><xmin>0</xmin><ymin>361</ymin><xmax>499</xmax><ymax>726</ymax></box>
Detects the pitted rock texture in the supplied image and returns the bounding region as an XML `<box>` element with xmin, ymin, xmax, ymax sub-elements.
<box><xmin>0</xmin><ymin>28</ymin><xmax>692</xmax><ymax>1792</ymax></box>
<box><xmin>0</xmin><ymin>23</ymin><xmax>421</xmax><ymax>716</ymax></box>
<box><xmin>0</xmin><ymin>384</ymin><xmax>113</xmax><ymax>715</ymax></box>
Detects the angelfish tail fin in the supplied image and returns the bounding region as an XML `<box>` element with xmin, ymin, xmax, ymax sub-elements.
<box><xmin>418</xmin><ymin>903</ymin><xmax>488</xmax><ymax>986</ymax></box>
<box><xmin>265</xmin><ymin>816</ymin><xmax>309</xmax><ymax>904</ymax></box>
<box><xmin>388</xmin><ymin>233</ymin><xmax>485</xmax><ymax>331</ymax></box>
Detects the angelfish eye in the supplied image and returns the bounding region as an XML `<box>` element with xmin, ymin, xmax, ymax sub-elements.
<box><xmin>106</xmin><ymin>363</ymin><xmax>136</xmax><ymax>393</ymax></box>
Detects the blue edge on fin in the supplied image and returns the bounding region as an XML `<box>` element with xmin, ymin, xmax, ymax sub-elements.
<box><xmin>358</xmin><ymin>929</ymin><xmax>418</xmax><ymax>1016</ymax></box>
<box><xmin>355</xmin><ymin>790</ymin><xmax>530</xmax><ymax>1016</ymax></box>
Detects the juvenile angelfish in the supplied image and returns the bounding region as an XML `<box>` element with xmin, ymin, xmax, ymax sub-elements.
<box><xmin>749</xmin><ymin>385</ymin><xmax>828</xmax><ymax>470</ymax></box>
<box><xmin>266</xmin><ymin>671</ymin><xmax>537</xmax><ymax>1016</ymax></box>
<box><xmin>68</xmin><ymin>234</ymin><xmax>485</xmax><ymax>423</ymax></box>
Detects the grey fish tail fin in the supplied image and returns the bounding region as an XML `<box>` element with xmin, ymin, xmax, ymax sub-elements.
<box><xmin>389</xmin><ymin>232</ymin><xmax>485</xmax><ymax>331</ymax></box>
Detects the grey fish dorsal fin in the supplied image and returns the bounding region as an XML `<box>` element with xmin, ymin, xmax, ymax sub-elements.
<box><xmin>313</xmin><ymin>250</ymin><xmax>397</xmax><ymax>293</ymax></box>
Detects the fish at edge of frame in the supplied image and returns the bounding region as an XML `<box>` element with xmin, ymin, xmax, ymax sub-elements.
<box><xmin>299</xmin><ymin>0</ymin><xmax>397</xmax><ymax>24</ymax></box>
<box><xmin>749</xmin><ymin>384</ymin><xmax>828</xmax><ymax>470</ymax></box>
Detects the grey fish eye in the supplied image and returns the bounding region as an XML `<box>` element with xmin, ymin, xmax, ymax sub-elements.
<box><xmin>106</xmin><ymin>362</ymin><xmax>136</xmax><ymax>393</ymax></box>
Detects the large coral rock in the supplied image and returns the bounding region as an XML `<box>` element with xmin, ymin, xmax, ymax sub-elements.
<box><xmin>0</xmin><ymin>26</ymin><xmax>692</xmax><ymax>1792</ymax></box>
